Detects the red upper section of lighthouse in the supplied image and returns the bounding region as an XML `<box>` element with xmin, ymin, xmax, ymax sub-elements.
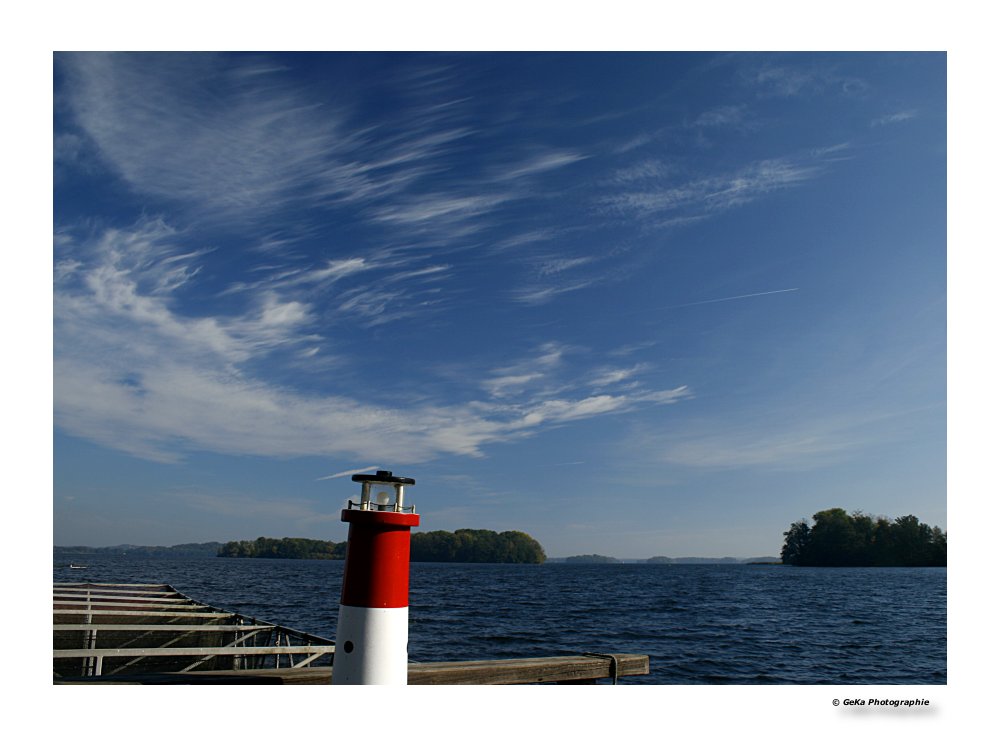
<box><xmin>339</xmin><ymin>509</ymin><xmax>420</xmax><ymax>608</ymax></box>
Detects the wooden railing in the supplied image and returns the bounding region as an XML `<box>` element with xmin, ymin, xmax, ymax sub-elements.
<box><xmin>55</xmin><ymin>653</ymin><xmax>649</xmax><ymax>684</ymax></box>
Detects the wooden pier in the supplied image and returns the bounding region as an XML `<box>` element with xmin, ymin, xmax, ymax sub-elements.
<box><xmin>53</xmin><ymin>582</ymin><xmax>337</xmax><ymax>678</ymax></box>
<box><xmin>54</xmin><ymin>582</ymin><xmax>649</xmax><ymax>685</ymax></box>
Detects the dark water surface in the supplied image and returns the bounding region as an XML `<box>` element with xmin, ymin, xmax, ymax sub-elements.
<box><xmin>53</xmin><ymin>557</ymin><xmax>945</xmax><ymax>684</ymax></box>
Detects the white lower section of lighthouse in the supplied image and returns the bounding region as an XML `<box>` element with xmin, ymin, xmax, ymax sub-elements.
<box><xmin>331</xmin><ymin>605</ymin><xmax>410</xmax><ymax>684</ymax></box>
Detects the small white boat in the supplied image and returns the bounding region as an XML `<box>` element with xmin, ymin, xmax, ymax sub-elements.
<box><xmin>68</xmin><ymin>564</ymin><xmax>88</xmax><ymax>570</ymax></box>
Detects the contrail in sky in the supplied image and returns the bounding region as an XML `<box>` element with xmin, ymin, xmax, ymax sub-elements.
<box><xmin>665</xmin><ymin>288</ymin><xmax>800</xmax><ymax>310</ymax></box>
<box><xmin>317</xmin><ymin>465</ymin><xmax>379</xmax><ymax>481</ymax></box>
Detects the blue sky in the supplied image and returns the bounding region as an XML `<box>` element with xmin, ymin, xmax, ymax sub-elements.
<box><xmin>52</xmin><ymin>52</ymin><xmax>946</xmax><ymax>557</ymax></box>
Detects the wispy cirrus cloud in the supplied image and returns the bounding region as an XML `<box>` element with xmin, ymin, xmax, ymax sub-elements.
<box><xmin>509</xmin><ymin>240</ymin><xmax>626</xmax><ymax>307</ymax></box>
<box><xmin>491</xmin><ymin>150</ymin><xmax>588</xmax><ymax>181</ymax></box>
<box><xmin>58</xmin><ymin>53</ymin><xmax>594</xmax><ymax>235</ymax></box>
<box><xmin>751</xmin><ymin>65</ymin><xmax>818</xmax><ymax>97</ymax></box>
<box><xmin>612</xmin><ymin>132</ymin><xmax>655</xmax><ymax>154</ymax></box>
<box><xmin>522</xmin><ymin>386</ymin><xmax>690</xmax><ymax>427</ymax></box>
<box><xmin>482</xmin><ymin>373</ymin><xmax>547</xmax><ymax>399</ymax></box>
<box><xmin>609</xmin><ymin>159</ymin><xmax>677</xmax><ymax>184</ymax></box>
<box><xmin>57</xmin><ymin>218</ymin><xmax>316</xmax><ymax>369</ymax></box>
<box><xmin>490</xmin><ymin>228</ymin><xmax>561</xmax><ymax>252</ymax></box>
<box><xmin>689</xmin><ymin>105</ymin><xmax>749</xmax><ymax>129</ymax></box>
<box><xmin>54</xmin><ymin>222</ymin><xmax>691</xmax><ymax>463</ymax></box>
<box><xmin>602</xmin><ymin>153</ymin><xmax>830</xmax><ymax>224</ymax></box>
<box><xmin>57</xmin><ymin>54</ymin><xmax>568</xmax><ymax>241</ymax></box>
<box><xmin>293</xmin><ymin>258</ymin><xmax>372</xmax><ymax>286</ymax></box>
<box><xmin>59</xmin><ymin>53</ymin><xmax>369</xmax><ymax>221</ymax></box>
<box><xmin>535</xmin><ymin>256</ymin><xmax>595</xmax><ymax>277</ymax></box>
<box><xmin>370</xmin><ymin>192</ymin><xmax>514</xmax><ymax>229</ymax></box>
<box><xmin>871</xmin><ymin>110</ymin><xmax>918</xmax><ymax>127</ymax></box>
<box><xmin>658</xmin><ymin>429</ymin><xmax>856</xmax><ymax>469</ymax></box>
<box><xmin>741</xmin><ymin>60</ymin><xmax>868</xmax><ymax>99</ymax></box>
<box><xmin>589</xmin><ymin>364</ymin><xmax>647</xmax><ymax>387</ymax></box>
<box><xmin>511</xmin><ymin>279</ymin><xmax>599</xmax><ymax>306</ymax></box>
<box><xmin>480</xmin><ymin>343</ymin><xmax>566</xmax><ymax>398</ymax></box>
<box><xmin>631</xmin><ymin>406</ymin><xmax>921</xmax><ymax>472</ymax></box>
<box><xmin>56</xmin><ymin>53</ymin><xmax>616</xmax><ymax>319</ymax></box>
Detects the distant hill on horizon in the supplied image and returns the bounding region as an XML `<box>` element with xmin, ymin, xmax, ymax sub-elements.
<box><xmin>563</xmin><ymin>554</ymin><xmax>622</xmax><ymax>564</ymax></box>
<box><xmin>548</xmin><ymin>555</ymin><xmax>781</xmax><ymax>565</ymax></box>
<box><xmin>647</xmin><ymin>555</ymin><xmax>781</xmax><ymax>565</ymax></box>
<box><xmin>56</xmin><ymin>543</ymin><xmax>781</xmax><ymax>566</ymax></box>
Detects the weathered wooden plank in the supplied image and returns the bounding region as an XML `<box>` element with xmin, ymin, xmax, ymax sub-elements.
<box><xmin>53</xmin><ymin>585</ymin><xmax>179</xmax><ymax>594</ymax></box>
<box><xmin>54</xmin><ymin>595</ymin><xmax>189</xmax><ymax>606</ymax></box>
<box><xmin>54</xmin><ymin>600</ymin><xmax>213</xmax><ymax>611</ymax></box>
<box><xmin>54</xmin><ymin>645</ymin><xmax>337</xmax><ymax>659</ymax></box>
<box><xmin>54</xmin><ymin>583</ymin><xmax>171</xmax><ymax>589</ymax></box>
<box><xmin>54</xmin><ymin>654</ymin><xmax>649</xmax><ymax>684</ymax></box>
<box><xmin>56</xmin><ymin>673</ymin><xmax>295</xmax><ymax>685</ymax></box>
<box><xmin>408</xmin><ymin>654</ymin><xmax>649</xmax><ymax>684</ymax></box>
<box><xmin>54</xmin><ymin>624</ymin><xmax>274</xmax><ymax>632</ymax></box>
<box><xmin>52</xmin><ymin>587</ymin><xmax>187</xmax><ymax>600</ymax></box>
<box><xmin>53</xmin><ymin>609</ymin><xmax>232</xmax><ymax>619</ymax></box>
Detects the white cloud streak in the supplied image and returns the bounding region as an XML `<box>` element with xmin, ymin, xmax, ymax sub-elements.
<box><xmin>871</xmin><ymin>110</ymin><xmax>918</xmax><ymax>127</ymax></box>
<box><xmin>57</xmin><ymin>53</ymin><xmax>616</xmax><ymax>324</ymax></box>
<box><xmin>60</xmin><ymin>54</ymin><xmax>364</xmax><ymax>220</ymax></box>
<box><xmin>633</xmin><ymin>405</ymin><xmax>924</xmax><ymax>472</ymax></box>
<box><xmin>54</xmin><ymin>223</ymin><xmax>691</xmax><ymax>464</ymax></box>
<box><xmin>660</xmin><ymin>288</ymin><xmax>800</xmax><ymax>310</ymax></box>
<box><xmin>589</xmin><ymin>365</ymin><xmax>647</xmax><ymax>387</ymax></box>
<box><xmin>602</xmin><ymin>157</ymin><xmax>823</xmax><ymax>222</ymax></box>
<box><xmin>317</xmin><ymin>466</ymin><xmax>380</xmax><ymax>481</ymax></box>
<box><xmin>690</xmin><ymin>105</ymin><xmax>747</xmax><ymax>128</ymax></box>
<box><xmin>492</xmin><ymin>151</ymin><xmax>587</xmax><ymax>180</ymax></box>
<box><xmin>57</xmin><ymin>53</ymin><xmax>585</xmax><ymax>251</ymax></box>
<box><xmin>511</xmin><ymin>279</ymin><xmax>599</xmax><ymax>305</ymax></box>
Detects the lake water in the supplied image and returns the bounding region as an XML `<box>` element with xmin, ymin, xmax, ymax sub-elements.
<box><xmin>53</xmin><ymin>557</ymin><xmax>946</xmax><ymax>684</ymax></box>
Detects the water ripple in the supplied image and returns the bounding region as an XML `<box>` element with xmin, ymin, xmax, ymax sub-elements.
<box><xmin>54</xmin><ymin>557</ymin><xmax>945</xmax><ymax>684</ymax></box>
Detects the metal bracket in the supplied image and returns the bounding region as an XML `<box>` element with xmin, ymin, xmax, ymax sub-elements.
<box><xmin>581</xmin><ymin>652</ymin><xmax>620</xmax><ymax>685</ymax></box>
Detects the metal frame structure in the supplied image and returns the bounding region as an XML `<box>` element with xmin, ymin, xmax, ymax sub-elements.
<box><xmin>53</xmin><ymin>582</ymin><xmax>336</xmax><ymax>679</ymax></box>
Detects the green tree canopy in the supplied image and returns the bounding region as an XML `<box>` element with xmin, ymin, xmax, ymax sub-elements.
<box><xmin>780</xmin><ymin>509</ymin><xmax>945</xmax><ymax>566</ymax></box>
<box><xmin>217</xmin><ymin>537</ymin><xmax>347</xmax><ymax>559</ymax></box>
<box><xmin>410</xmin><ymin>529</ymin><xmax>546</xmax><ymax>563</ymax></box>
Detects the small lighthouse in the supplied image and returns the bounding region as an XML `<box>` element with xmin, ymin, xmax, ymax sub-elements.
<box><xmin>331</xmin><ymin>470</ymin><xmax>419</xmax><ymax>685</ymax></box>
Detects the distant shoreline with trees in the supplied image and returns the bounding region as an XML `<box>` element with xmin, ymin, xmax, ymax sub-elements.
<box><xmin>59</xmin><ymin>509</ymin><xmax>946</xmax><ymax>567</ymax></box>
<box><xmin>556</xmin><ymin>555</ymin><xmax>781</xmax><ymax>564</ymax></box>
<box><xmin>218</xmin><ymin>537</ymin><xmax>345</xmax><ymax>559</ymax></box>
<box><xmin>215</xmin><ymin>529</ymin><xmax>547</xmax><ymax>564</ymax></box>
<box><xmin>781</xmin><ymin>508</ymin><xmax>946</xmax><ymax>566</ymax></box>
<box><xmin>564</xmin><ymin>554</ymin><xmax>621</xmax><ymax>564</ymax></box>
<box><xmin>54</xmin><ymin>543</ymin><xmax>778</xmax><ymax>565</ymax></box>
<box><xmin>54</xmin><ymin>530</ymin><xmax>547</xmax><ymax>563</ymax></box>
<box><xmin>53</xmin><ymin>542</ymin><xmax>222</xmax><ymax>558</ymax></box>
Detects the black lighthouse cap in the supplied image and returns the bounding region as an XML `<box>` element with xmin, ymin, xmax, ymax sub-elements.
<box><xmin>351</xmin><ymin>469</ymin><xmax>415</xmax><ymax>485</ymax></box>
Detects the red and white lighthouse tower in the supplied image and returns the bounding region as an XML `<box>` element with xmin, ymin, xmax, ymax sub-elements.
<box><xmin>331</xmin><ymin>470</ymin><xmax>419</xmax><ymax>685</ymax></box>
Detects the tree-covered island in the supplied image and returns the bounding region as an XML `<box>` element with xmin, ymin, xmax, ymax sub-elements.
<box><xmin>781</xmin><ymin>508</ymin><xmax>946</xmax><ymax>566</ymax></box>
<box><xmin>564</xmin><ymin>554</ymin><xmax>621</xmax><ymax>564</ymax></box>
<box><xmin>217</xmin><ymin>529</ymin><xmax>546</xmax><ymax>564</ymax></box>
<box><xmin>411</xmin><ymin>529</ymin><xmax>546</xmax><ymax>563</ymax></box>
